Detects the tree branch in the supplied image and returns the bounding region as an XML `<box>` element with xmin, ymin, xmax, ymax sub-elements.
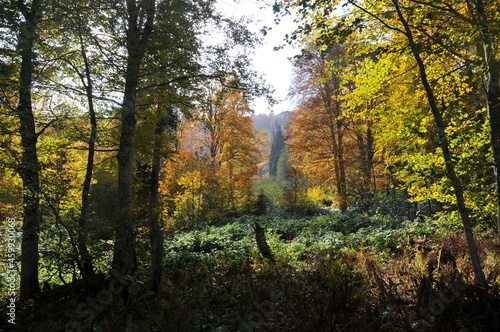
<box><xmin>348</xmin><ymin>0</ymin><xmax>407</xmax><ymax>35</ymax></box>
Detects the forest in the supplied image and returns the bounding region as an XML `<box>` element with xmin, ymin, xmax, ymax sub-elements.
<box><xmin>0</xmin><ymin>0</ymin><xmax>499</xmax><ymax>331</ymax></box>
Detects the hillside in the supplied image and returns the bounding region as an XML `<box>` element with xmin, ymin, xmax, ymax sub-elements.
<box><xmin>252</xmin><ymin>111</ymin><xmax>290</xmax><ymax>139</ymax></box>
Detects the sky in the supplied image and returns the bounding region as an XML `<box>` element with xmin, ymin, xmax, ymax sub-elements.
<box><xmin>215</xmin><ymin>0</ymin><xmax>300</xmax><ymax>114</ymax></box>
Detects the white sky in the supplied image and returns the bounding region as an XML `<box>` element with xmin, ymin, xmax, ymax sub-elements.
<box><xmin>216</xmin><ymin>0</ymin><xmax>300</xmax><ymax>114</ymax></box>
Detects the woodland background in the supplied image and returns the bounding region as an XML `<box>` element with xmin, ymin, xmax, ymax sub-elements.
<box><xmin>1</xmin><ymin>0</ymin><xmax>500</xmax><ymax>331</ymax></box>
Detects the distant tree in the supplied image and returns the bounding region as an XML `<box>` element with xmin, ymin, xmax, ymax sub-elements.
<box><xmin>269</xmin><ymin>124</ymin><xmax>286</xmax><ymax>177</ymax></box>
<box><xmin>197</xmin><ymin>84</ymin><xmax>265</xmax><ymax>216</ymax></box>
<box><xmin>287</xmin><ymin>46</ymin><xmax>351</xmax><ymax>211</ymax></box>
<box><xmin>162</xmin><ymin>85</ymin><xmax>265</xmax><ymax>223</ymax></box>
<box><xmin>276</xmin><ymin>147</ymin><xmax>291</xmax><ymax>180</ymax></box>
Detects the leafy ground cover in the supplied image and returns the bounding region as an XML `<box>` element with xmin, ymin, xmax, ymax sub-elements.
<box><xmin>4</xmin><ymin>211</ymin><xmax>500</xmax><ymax>331</ymax></box>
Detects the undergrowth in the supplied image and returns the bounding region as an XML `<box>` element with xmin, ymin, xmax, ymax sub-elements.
<box><xmin>3</xmin><ymin>211</ymin><xmax>500</xmax><ymax>331</ymax></box>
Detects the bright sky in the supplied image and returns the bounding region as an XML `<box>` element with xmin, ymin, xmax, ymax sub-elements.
<box><xmin>216</xmin><ymin>0</ymin><xmax>300</xmax><ymax>114</ymax></box>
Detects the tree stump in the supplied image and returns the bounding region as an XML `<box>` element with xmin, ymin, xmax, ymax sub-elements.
<box><xmin>252</xmin><ymin>221</ymin><xmax>275</xmax><ymax>262</ymax></box>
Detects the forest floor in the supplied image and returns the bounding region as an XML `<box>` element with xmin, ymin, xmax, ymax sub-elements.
<box><xmin>2</xmin><ymin>210</ymin><xmax>500</xmax><ymax>331</ymax></box>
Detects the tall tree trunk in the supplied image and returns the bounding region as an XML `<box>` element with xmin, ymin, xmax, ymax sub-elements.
<box><xmin>336</xmin><ymin>116</ymin><xmax>348</xmax><ymax>211</ymax></box>
<box><xmin>149</xmin><ymin>111</ymin><xmax>167</xmax><ymax>291</ymax></box>
<box><xmin>149</xmin><ymin>153</ymin><xmax>163</xmax><ymax>291</ymax></box>
<box><xmin>365</xmin><ymin>125</ymin><xmax>376</xmax><ymax>191</ymax></box>
<box><xmin>327</xmin><ymin>101</ymin><xmax>348</xmax><ymax>212</ymax></box>
<box><xmin>76</xmin><ymin>15</ymin><xmax>96</xmax><ymax>278</ymax></box>
<box><xmin>112</xmin><ymin>0</ymin><xmax>155</xmax><ymax>275</ymax></box>
<box><xmin>357</xmin><ymin>124</ymin><xmax>376</xmax><ymax>195</ymax></box>
<box><xmin>17</xmin><ymin>0</ymin><xmax>43</xmax><ymax>300</ymax></box>
<box><xmin>486</xmin><ymin>60</ymin><xmax>500</xmax><ymax>238</ymax></box>
<box><xmin>393</xmin><ymin>0</ymin><xmax>487</xmax><ymax>288</ymax></box>
<box><xmin>474</xmin><ymin>0</ymin><xmax>500</xmax><ymax>238</ymax></box>
<box><xmin>113</xmin><ymin>83</ymin><xmax>139</xmax><ymax>275</ymax></box>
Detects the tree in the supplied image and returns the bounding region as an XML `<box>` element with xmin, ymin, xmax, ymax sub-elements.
<box><xmin>34</xmin><ymin>0</ymin><xmax>131</xmax><ymax>281</ymax></box>
<box><xmin>387</xmin><ymin>0</ymin><xmax>500</xmax><ymax>236</ymax></box>
<box><xmin>195</xmin><ymin>84</ymin><xmax>265</xmax><ymax>216</ymax></box>
<box><xmin>14</xmin><ymin>0</ymin><xmax>44</xmax><ymax>300</ymax></box>
<box><xmin>287</xmin><ymin>45</ymin><xmax>380</xmax><ymax>210</ymax></box>
<box><xmin>72</xmin><ymin>6</ymin><xmax>100</xmax><ymax>279</ymax></box>
<box><xmin>474</xmin><ymin>0</ymin><xmax>500</xmax><ymax>237</ymax></box>
<box><xmin>269</xmin><ymin>124</ymin><xmax>286</xmax><ymax>177</ymax></box>
<box><xmin>392</xmin><ymin>0</ymin><xmax>486</xmax><ymax>287</ymax></box>
<box><xmin>50</xmin><ymin>1</ymin><xmax>104</xmax><ymax>278</ymax></box>
<box><xmin>276</xmin><ymin>146</ymin><xmax>291</xmax><ymax>180</ymax></box>
<box><xmin>148</xmin><ymin>108</ymin><xmax>176</xmax><ymax>290</ymax></box>
<box><xmin>161</xmin><ymin>85</ymin><xmax>265</xmax><ymax>224</ymax></box>
<box><xmin>112</xmin><ymin>0</ymin><xmax>156</xmax><ymax>276</ymax></box>
<box><xmin>112</xmin><ymin>0</ymin><xmax>267</xmax><ymax>276</ymax></box>
<box><xmin>277</xmin><ymin>0</ymin><xmax>488</xmax><ymax>287</ymax></box>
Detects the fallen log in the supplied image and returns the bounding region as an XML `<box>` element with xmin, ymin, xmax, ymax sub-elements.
<box><xmin>33</xmin><ymin>273</ymin><xmax>106</xmax><ymax>303</ymax></box>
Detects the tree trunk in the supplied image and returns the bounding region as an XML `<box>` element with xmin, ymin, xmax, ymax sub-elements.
<box><xmin>486</xmin><ymin>60</ymin><xmax>500</xmax><ymax>238</ymax></box>
<box><xmin>336</xmin><ymin>116</ymin><xmax>348</xmax><ymax>211</ymax></box>
<box><xmin>474</xmin><ymin>0</ymin><xmax>500</xmax><ymax>238</ymax></box>
<box><xmin>112</xmin><ymin>0</ymin><xmax>156</xmax><ymax>275</ymax></box>
<box><xmin>149</xmin><ymin>113</ymin><xmax>166</xmax><ymax>291</ymax></box>
<box><xmin>392</xmin><ymin>0</ymin><xmax>487</xmax><ymax>288</ymax></box>
<box><xmin>77</xmin><ymin>15</ymin><xmax>96</xmax><ymax>278</ymax></box>
<box><xmin>149</xmin><ymin>172</ymin><xmax>163</xmax><ymax>291</ymax></box>
<box><xmin>327</xmin><ymin>101</ymin><xmax>348</xmax><ymax>212</ymax></box>
<box><xmin>354</xmin><ymin>125</ymin><xmax>374</xmax><ymax>197</ymax></box>
<box><xmin>113</xmin><ymin>87</ymin><xmax>139</xmax><ymax>275</ymax></box>
<box><xmin>17</xmin><ymin>0</ymin><xmax>43</xmax><ymax>300</ymax></box>
<box><xmin>365</xmin><ymin>125</ymin><xmax>376</xmax><ymax>192</ymax></box>
<box><xmin>35</xmin><ymin>273</ymin><xmax>106</xmax><ymax>303</ymax></box>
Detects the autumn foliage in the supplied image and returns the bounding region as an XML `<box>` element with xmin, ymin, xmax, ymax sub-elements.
<box><xmin>287</xmin><ymin>45</ymin><xmax>385</xmax><ymax>210</ymax></box>
<box><xmin>161</xmin><ymin>86</ymin><xmax>265</xmax><ymax>226</ymax></box>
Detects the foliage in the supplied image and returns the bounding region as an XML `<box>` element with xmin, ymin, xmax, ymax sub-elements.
<box><xmin>287</xmin><ymin>42</ymin><xmax>390</xmax><ymax>211</ymax></box>
<box><xmin>276</xmin><ymin>0</ymin><xmax>498</xmax><ymax>229</ymax></box>
<box><xmin>9</xmin><ymin>209</ymin><xmax>500</xmax><ymax>331</ymax></box>
<box><xmin>161</xmin><ymin>87</ymin><xmax>265</xmax><ymax>225</ymax></box>
<box><xmin>161</xmin><ymin>207</ymin><xmax>448</xmax><ymax>266</ymax></box>
<box><xmin>268</xmin><ymin>124</ymin><xmax>286</xmax><ymax>178</ymax></box>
